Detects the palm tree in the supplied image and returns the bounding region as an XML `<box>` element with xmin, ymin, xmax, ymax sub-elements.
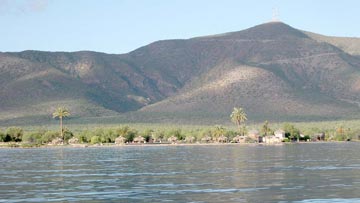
<box><xmin>52</xmin><ymin>107</ymin><xmax>70</xmax><ymax>141</ymax></box>
<box><xmin>230</xmin><ymin>107</ymin><xmax>247</xmax><ymax>134</ymax></box>
<box><xmin>261</xmin><ymin>120</ymin><xmax>271</xmax><ymax>136</ymax></box>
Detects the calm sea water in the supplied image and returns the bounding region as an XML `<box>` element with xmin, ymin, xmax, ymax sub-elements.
<box><xmin>0</xmin><ymin>143</ymin><xmax>359</xmax><ymax>203</ymax></box>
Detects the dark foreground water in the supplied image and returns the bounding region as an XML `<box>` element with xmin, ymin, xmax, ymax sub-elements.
<box><xmin>0</xmin><ymin>143</ymin><xmax>359</xmax><ymax>203</ymax></box>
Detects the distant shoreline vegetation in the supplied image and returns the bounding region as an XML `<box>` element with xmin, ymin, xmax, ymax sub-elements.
<box><xmin>0</xmin><ymin>106</ymin><xmax>358</xmax><ymax>148</ymax></box>
<box><xmin>0</xmin><ymin>123</ymin><xmax>358</xmax><ymax>148</ymax></box>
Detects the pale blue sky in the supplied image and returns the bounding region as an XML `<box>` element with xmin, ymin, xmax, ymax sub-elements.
<box><xmin>1</xmin><ymin>0</ymin><xmax>359</xmax><ymax>54</ymax></box>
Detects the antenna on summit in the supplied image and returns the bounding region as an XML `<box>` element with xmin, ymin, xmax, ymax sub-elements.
<box><xmin>271</xmin><ymin>7</ymin><xmax>280</xmax><ymax>22</ymax></box>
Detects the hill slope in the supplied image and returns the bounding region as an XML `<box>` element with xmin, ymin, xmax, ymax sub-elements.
<box><xmin>304</xmin><ymin>31</ymin><xmax>360</xmax><ymax>56</ymax></box>
<box><xmin>1</xmin><ymin>22</ymin><xmax>360</xmax><ymax>125</ymax></box>
<box><xmin>139</xmin><ymin>22</ymin><xmax>360</xmax><ymax>122</ymax></box>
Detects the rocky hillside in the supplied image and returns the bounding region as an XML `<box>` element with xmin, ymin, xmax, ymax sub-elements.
<box><xmin>1</xmin><ymin>22</ymin><xmax>360</xmax><ymax>125</ymax></box>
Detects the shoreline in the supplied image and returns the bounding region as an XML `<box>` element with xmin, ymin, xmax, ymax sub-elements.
<box><xmin>0</xmin><ymin>141</ymin><xmax>356</xmax><ymax>149</ymax></box>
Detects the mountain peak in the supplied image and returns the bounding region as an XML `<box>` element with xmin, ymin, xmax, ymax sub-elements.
<box><xmin>206</xmin><ymin>22</ymin><xmax>309</xmax><ymax>40</ymax></box>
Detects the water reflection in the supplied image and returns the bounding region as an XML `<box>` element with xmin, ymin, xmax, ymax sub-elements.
<box><xmin>0</xmin><ymin>143</ymin><xmax>359</xmax><ymax>202</ymax></box>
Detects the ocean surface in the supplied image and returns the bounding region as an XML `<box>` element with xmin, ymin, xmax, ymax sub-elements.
<box><xmin>0</xmin><ymin>143</ymin><xmax>359</xmax><ymax>202</ymax></box>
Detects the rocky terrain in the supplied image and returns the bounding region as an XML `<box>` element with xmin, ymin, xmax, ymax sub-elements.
<box><xmin>1</xmin><ymin>22</ymin><xmax>360</xmax><ymax>124</ymax></box>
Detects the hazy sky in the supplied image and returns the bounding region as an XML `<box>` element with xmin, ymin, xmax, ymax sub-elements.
<box><xmin>1</xmin><ymin>0</ymin><xmax>359</xmax><ymax>54</ymax></box>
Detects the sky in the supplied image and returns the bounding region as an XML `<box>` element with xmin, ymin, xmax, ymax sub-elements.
<box><xmin>1</xmin><ymin>0</ymin><xmax>360</xmax><ymax>54</ymax></box>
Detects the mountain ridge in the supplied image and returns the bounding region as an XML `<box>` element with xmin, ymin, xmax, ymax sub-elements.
<box><xmin>1</xmin><ymin>22</ymin><xmax>360</xmax><ymax>125</ymax></box>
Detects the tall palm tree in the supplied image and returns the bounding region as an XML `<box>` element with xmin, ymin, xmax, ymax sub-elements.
<box><xmin>230</xmin><ymin>107</ymin><xmax>247</xmax><ymax>134</ymax></box>
<box><xmin>52</xmin><ymin>107</ymin><xmax>70</xmax><ymax>141</ymax></box>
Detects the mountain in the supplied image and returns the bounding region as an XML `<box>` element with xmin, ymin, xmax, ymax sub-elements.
<box><xmin>304</xmin><ymin>31</ymin><xmax>360</xmax><ymax>56</ymax></box>
<box><xmin>1</xmin><ymin>22</ymin><xmax>360</xmax><ymax>125</ymax></box>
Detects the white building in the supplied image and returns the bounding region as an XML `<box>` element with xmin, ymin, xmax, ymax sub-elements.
<box><xmin>274</xmin><ymin>129</ymin><xmax>286</xmax><ymax>140</ymax></box>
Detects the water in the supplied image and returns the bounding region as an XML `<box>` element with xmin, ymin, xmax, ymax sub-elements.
<box><xmin>0</xmin><ymin>143</ymin><xmax>359</xmax><ymax>202</ymax></box>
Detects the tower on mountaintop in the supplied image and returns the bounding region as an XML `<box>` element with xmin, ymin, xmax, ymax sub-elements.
<box><xmin>271</xmin><ymin>7</ymin><xmax>280</xmax><ymax>22</ymax></box>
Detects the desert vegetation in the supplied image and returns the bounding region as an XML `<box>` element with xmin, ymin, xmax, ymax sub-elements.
<box><xmin>1</xmin><ymin>105</ymin><xmax>359</xmax><ymax>148</ymax></box>
<box><xmin>0</xmin><ymin>122</ymin><xmax>358</xmax><ymax>148</ymax></box>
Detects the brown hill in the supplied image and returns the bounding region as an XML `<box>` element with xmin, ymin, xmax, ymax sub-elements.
<box><xmin>304</xmin><ymin>31</ymin><xmax>360</xmax><ymax>56</ymax></box>
<box><xmin>1</xmin><ymin>22</ymin><xmax>360</xmax><ymax>125</ymax></box>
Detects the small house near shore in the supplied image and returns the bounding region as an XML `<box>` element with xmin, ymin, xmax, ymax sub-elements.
<box><xmin>216</xmin><ymin>135</ymin><xmax>228</xmax><ymax>143</ymax></box>
<box><xmin>232</xmin><ymin>135</ymin><xmax>246</xmax><ymax>143</ymax></box>
<box><xmin>263</xmin><ymin>135</ymin><xmax>282</xmax><ymax>144</ymax></box>
<box><xmin>68</xmin><ymin>137</ymin><xmax>79</xmax><ymax>145</ymax></box>
<box><xmin>185</xmin><ymin>136</ymin><xmax>195</xmax><ymax>143</ymax></box>
<box><xmin>50</xmin><ymin>137</ymin><xmax>63</xmax><ymax>145</ymax></box>
<box><xmin>133</xmin><ymin>136</ymin><xmax>145</xmax><ymax>143</ymax></box>
<box><xmin>248</xmin><ymin>130</ymin><xmax>259</xmax><ymax>139</ymax></box>
<box><xmin>274</xmin><ymin>129</ymin><xmax>286</xmax><ymax>140</ymax></box>
<box><xmin>115</xmin><ymin>136</ymin><xmax>126</xmax><ymax>145</ymax></box>
<box><xmin>314</xmin><ymin>133</ymin><xmax>325</xmax><ymax>141</ymax></box>
<box><xmin>167</xmin><ymin>136</ymin><xmax>178</xmax><ymax>144</ymax></box>
<box><xmin>201</xmin><ymin>135</ymin><xmax>212</xmax><ymax>143</ymax></box>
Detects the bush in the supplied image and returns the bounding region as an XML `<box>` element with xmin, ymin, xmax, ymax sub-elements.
<box><xmin>152</xmin><ymin>130</ymin><xmax>165</xmax><ymax>142</ymax></box>
<box><xmin>197</xmin><ymin>129</ymin><xmax>212</xmax><ymax>141</ymax></box>
<box><xmin>42</xmin><ymin>131</ymin><xmax>60</xmax><ymax>143</ymax></box>
<box><xmin>166</xmin><ymin>129</ymin><xmax>184</xmax><ymax>140</ymax></box>
<box><xmin>102</xmin><ymin>129</ymin><xmax>117</xmax><ymax>143</ymax></box>
<box><xmin>141</xmin><ymin>129</ymin><xmax>154</xmax><ymax>142</ymax></box>
<box><xmin>5</xmin><ymin>127</ymin><xmax>23</xmax><ymax>142</ymax></box>
<box><xmin>90</xmin><ymin>136</ymin><xmax>101</xmax><ymax>144</ymax></box>
<box><xmin>75</xmin><ymin>130</ymin><xmax>90</xmax><ymax>143</ymax></box>
<box><xmin>63</xmin><ymin>128</ymin><xmax>74</xmax><ymax>141</ymax></box>
<box><xmin>116</xmin><ymin>126</ymin><xmax>136</xmax><ymax>142</ymax></box>
<box><xmin>283</xmin><ymin>123</ymin><xmax>300</xmax><ymax>141</ymax></box>
<box><xmin>283</xmin><ymin>138</ymin><xmax>290</xmax><ymax>142</ymax></box>
<box><xmin>300</xmin><ymin>135</ymin><xmax>311</xmax><ymax>141</ymax></box>
<box><xmin>225</xmin><ymin>130</ymin><xmax>237</xmax><ymax>140</ymax></box>
<box><xmin>22</xmin><ymin>132</ymin><xmax>43</xmax><ymax>144</ymax></box>
<box><xmin>0</xmin><ymin>131</ymin><xmax>6</xmax><ymax>142</ymax></box>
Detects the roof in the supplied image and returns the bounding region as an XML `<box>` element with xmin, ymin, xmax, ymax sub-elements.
<box><xmin>275</xmin><ymin>129</ymin><xmax>285</xmax><ymax>134</ymax></box>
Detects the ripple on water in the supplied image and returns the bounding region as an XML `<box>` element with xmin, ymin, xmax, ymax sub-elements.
<box><xmin>1</xmin><ymin>143</ymin><xmax>360</xmax><ymax>202</ymax></box>
<box><xmin>159</xmin><ymin>187</ymin><xmax>269</xmax><ymax>195</ymax></box>
<box><xmin>292</xmin><ymin>198</ymin><xmax>360</xmax><ymax>203</ymax></box>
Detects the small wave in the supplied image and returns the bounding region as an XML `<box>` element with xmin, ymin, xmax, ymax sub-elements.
<box><xmin>159</xmin><ymin>187</ymin><xmax>268</xmax><ymax>195</ymax></box>
<box><xmin>293</xmin><ymin>198</ymin><xmax>360</xmax><ymax>203</ymax></box>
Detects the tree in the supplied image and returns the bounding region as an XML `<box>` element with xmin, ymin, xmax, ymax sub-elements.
<box><xmin>5</xmin><ymin>127</ymin><xmax>23</xmax><ymax>142</ymax></box>
<box><xmin>52</xmin><ymin>107</ymin><xmax>70</xmax><ymax>141</ymax></box>
<box><xmin>230</xmin><ymin>107</ymin><xmax>247</xmax><ymax>134</ymax></box>
<box><xmin>0</xmin><ymin>131</ymin><xmax>5</xmax><ymax>142</ymax></box>
<box><xmin>116</xmin><ymin>126</ymin><xmax>136</xmax><ymax>142</ymax></box>
<box><xmin>261</xmin><ymin>120</ymin><xmax>272</xmax><ymax>136</ymax></box>
<box><xmin>283</xmin><ymin>123</ymin><xmax>300</xmax><ymax>141</ymax></box>
<box><xmin>166</xmin><ymin>129</ymin><xmax>184</xmax><ymax>140</ymax></box>
<box><xmin>212</xmin><ymin>125</ymin><xmax>226</xmax><ymax>139</ymax></box>
<box><xmin>335</xmin><ymin>125</ymin><xmax>349</xmax><ymax>141</ymax></box>
<box><xmin>240</xmin><ymin>125</ymin><xmax>248</xmax><ymax>136</ymax></box>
